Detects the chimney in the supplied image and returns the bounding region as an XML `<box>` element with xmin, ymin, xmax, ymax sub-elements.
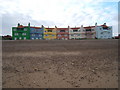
<box><xmin>55</xmin><ymin>26</ymin><xmax>57</xmax><ymax>28</ymax></box>
<box><xmin>81</xmin><ymin>25</ymin><xmax>84</xmax><ymax>31</ymax></box>
<box><xmin>28</xmin><ymin>22</ymin><xmax>30</xmax><ymax>27</ymax></box>
<box><xmin>68</xmin><ymin>25</ymin><xmax>70</xmax><ymax>29</ymax></box>
<box><xmin>81</xmin><ymin>25</ymin><xmax>83</xmax><ymax>28</ymax></box>
<box><xmin>95</xmin><ymin>22</ymin><xmax>97</xmax><ymax>26</ymax></box>
<box><xmin>18</xmin><ymin>23</ymin><xmax>20</xmax><ymax>26</ymax></box>
<box><xmin>41</xmin><ymin>25</ymin><xmax>44</xmax><ymax>28</ymax></box>
<box><xmin>103</xmin><ymin>23</ymin><xmax>106</xmax><ymax>25</ymax></box>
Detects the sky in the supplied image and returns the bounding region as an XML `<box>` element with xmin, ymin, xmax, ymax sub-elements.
<box><xmin>0</xmin><ymin>0</ymin><xmax>119</xmax><ymax>36</ymax></box>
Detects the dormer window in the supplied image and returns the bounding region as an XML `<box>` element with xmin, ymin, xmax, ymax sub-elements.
<box><xmin>73</xmin><ymin>30</ymin><xmax>78</xmax><ymax>32</ymax></box>
<box><xmin>103</xmin><ymin>27</ymin><xmax>108</xmax><ymax>30</ymax></box>
<box><xmin>48</xmin><ymin>30</ymin><xmax>52</xmax><ymax>32</ymax></box>
<box><xmin>86</xmin><ymin>29</ymin><xmax>91</xmax><ymax>31</ymax></box>
<box><xmin>60</xmin><ymin>30</ymin><xmax>65</xmax><ymax>32</ymax></box>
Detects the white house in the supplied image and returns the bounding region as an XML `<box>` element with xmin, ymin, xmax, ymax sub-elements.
<box><xmin>95</xmin><ymin>23</ymin><xmax>112</xmax><ymax>39</ymax></box>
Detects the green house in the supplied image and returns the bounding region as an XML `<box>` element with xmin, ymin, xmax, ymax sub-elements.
<box><xmin>12</xmin><ymin>23</ymin><xmax>30</xmax><ymax>40</ymax></box>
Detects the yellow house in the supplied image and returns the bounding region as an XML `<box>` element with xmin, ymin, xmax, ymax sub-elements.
<box><xmin>43</xmin><ymin>26</ymin><xmax>57</xmax><ymax>40</ymax></box>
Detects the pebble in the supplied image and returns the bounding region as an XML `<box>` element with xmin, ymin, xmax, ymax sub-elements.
<box><xmin>81</xmin><ymin>77</ymin><xmax>84</xmax><ymax>79</ymax></box>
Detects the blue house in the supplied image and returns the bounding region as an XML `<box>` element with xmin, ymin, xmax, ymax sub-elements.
<box><xmin>30</xmin><ymin>25</ymin><xmax>44</xmax><ymax>40</ymax></box>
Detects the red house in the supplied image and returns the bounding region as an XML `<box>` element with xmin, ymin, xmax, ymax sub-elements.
<box><xmin>56</xmin><ymin>27</ymin><xmax>69</xmax><ymax>40</ymax></box>
<box><xmin>84</xmin><ymin>26</ymin><xmax>96</xmax><ymax>39</ymax></box>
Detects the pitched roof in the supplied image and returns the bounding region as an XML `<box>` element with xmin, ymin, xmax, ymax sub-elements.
<box><xmin>17</xmin><ymin>25</ymin><xmax>41</xmax><ymax>29</ymax></box>
<box><xmin>45</xmin><ymin>28</ymin><xmax>55</xmax><ymax>29</ymax></box>
<box><xmin>70</xmin><ymin>27</ymin><xmax>80</xmax><ymax>29</ymax></box>
<box><xmin>30</xmin><ymin>27</ymin><xmax>41</xmax><ymax>29</ymax></box>
<box><xmin>84</xmin><ymin>26</ymin><xmax>95</xmax><ymax>29</ymax></box>
<box><xmin>16</xmin><ymin>24</ymin><xmax>110</xmax><ymax>30</ymax></box>
<box><xmin>18</xmin><ymin>25</ymin><xmax>24</xmax><ymax>28</ymax></box>
<box><xmin>57</xmin><ymin>28</ymin><xmax>68</xmax><ymax>30</ymax></box>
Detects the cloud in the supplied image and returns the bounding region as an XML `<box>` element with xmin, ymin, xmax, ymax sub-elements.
<box><xmin>0</xmin><ymin>0</ymin><xmax>118</xmax><ymax>36</ymax></box>
<box><xmin>1</xmin><ymin>12</ymin><xmax>56</xmax><ymax>35</ymax></box>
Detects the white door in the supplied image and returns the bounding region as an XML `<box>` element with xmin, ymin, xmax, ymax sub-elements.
<box><xmin>24</xmin><ymin>37</ymin><xmax>26</xmax><ymax>40</ymax></box>
<box><xmin>14</xmin><ymin>37</ymin><xmax>17</xmax><ymax>40</ymax></box>
<box><xmin>19</xmin><ymin>37</ymin><xmax>22</xmax><ymax>40</ymax></box>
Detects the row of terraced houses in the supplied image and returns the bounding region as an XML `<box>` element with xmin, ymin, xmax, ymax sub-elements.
<box><xmin>12</xmin><ymin>23</ymin><xmax>112</xmax><ymax>40</ymax></box>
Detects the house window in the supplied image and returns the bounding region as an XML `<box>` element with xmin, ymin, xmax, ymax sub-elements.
<box><xmin>71</xmin><ymin>34</ymin><xmax>74</xmax><ymax>36</ymax></box>
<box><xmin>13</xmin><ymin>29</ymin><xmax>16</xmax><ymax>31</ymax></box>
<box><xmin>24</xmin><ymin>28</ymin><xmax>27</xmax><ymax>31</ymax></box>
<box><xmin>58</xmin><ymin>35</ymin><xmax>61</xmax><ymax>37</ymax></box>
<box><xmin>64</xmin><ymin>34</ymin><xmax>67</xmax><ymax>36</ymax></box>
<box><xmin>48</xmin><ymin>30</ymin><xmax>52</xmax><ymax>32</ymax></box>
<box><xmin>39</xmin><ymin>34</ymin><xmax>42</xmax><ymax>36</ymax></box>
<box><xmin>60</xmin><ymin>30</ymin><xmax>65</xmax><ymax>32</ymax></box>
<box><xmin>32</xmin><ymin>34</ymin><xmax>35</xmax><ymax>36</ymax></box>
<box><xmin>101</xmin><ymin>32</ymin><xmax>103</xmax><ymax>34</ymax></box>
<box><xmin>23</xmin><ymin>33</ymin><xmax>26</xmax><ymax>35</ymax></box>
<box><xmin>73</xmin><ymin>30</ymin><xmax>78</xmax><ymax>32</ymax></box>
<box><xmin>77</xmin><ymin>34</ymin><xmax>80</xmax><ymax>36</ymax></box>
<box><xmin>15</xmin><ymin>33</ymin><xmax>18</xmax><ymax>36</ymax></box>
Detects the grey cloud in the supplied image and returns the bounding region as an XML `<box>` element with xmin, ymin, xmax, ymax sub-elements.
<box><xmin>2</xmin><ymin>12</ymin><xmax>56</xmax><ymax>35</ymax></box>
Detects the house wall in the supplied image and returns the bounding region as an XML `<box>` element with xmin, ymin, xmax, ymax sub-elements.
<box><xmin>30</xmin><ymin>27</ymin><xmax>43</xmax><ymax>40</ymax></box>
<box><xmin>69</xmin><ymin>28</ymin><xmax>81</xmax><ymax>39</ymax></box>
<box><xmin>43</xmin><ymin>28</ymin><xmax>57</xmax><ymax>40</ymax></box>
<box><xmin>96</xmin><ymin>26</ymin><xmax>112</xmax><ymax>39</ymax></box>
<box><xmin>79</xmin><ymin>27</ymin><xmax>86</xmax><ymax>38</ymax></box>
<box><xmin>12</xmin><ymin>27</ymin><xmax>30</xmax><ymax>40</ymax></box>
<box><xmin>85</xmin><ymin>30</ymin><xmax>96</xmax><ymax>39</ymax></box>
<box><xmin>56</xmin><ymin>28</ymin><xmax>69</xmax><ymax>40</ymax></box>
